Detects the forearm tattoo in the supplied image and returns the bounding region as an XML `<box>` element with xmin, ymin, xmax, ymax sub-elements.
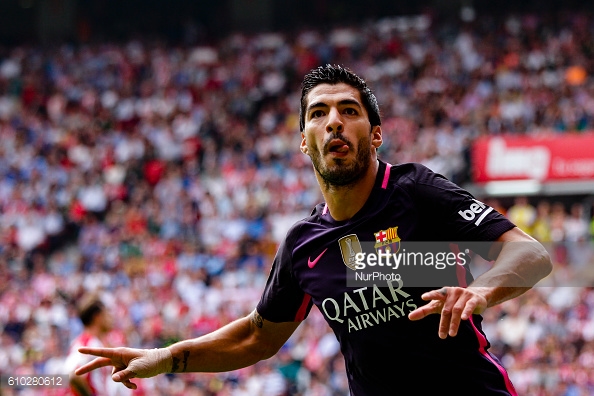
<box><xmin>171</xmin><ymin>356</ymin><xmax>181</xmax><ymax>373</ymax></box>
<box><xmin>182</xmin><ymin>350</ymin><xmax>190</xmax><ymax>372</ymax></box>
<box><xmin>171</xmin><ymin>349</ymin><xmax>191</xmax><ymax>373</ymax></box>
<box><xmin>251</xmin><ymin>311</ymin><xmax>263</xmax><ymax>328</ymax></box>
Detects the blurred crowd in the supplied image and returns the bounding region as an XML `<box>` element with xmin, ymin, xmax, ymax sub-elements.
<box><xmin>1</xmin><ymin>9</ymin><xmax>594</xmax><ymax>396</ymax></box>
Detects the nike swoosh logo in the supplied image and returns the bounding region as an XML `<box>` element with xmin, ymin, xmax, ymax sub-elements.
<box><xmin>308</xmin><ymin>248</ymin><xmax>328</xmax><ymax>269</ymax></box>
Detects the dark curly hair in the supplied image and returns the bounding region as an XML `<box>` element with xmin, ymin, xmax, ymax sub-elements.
<box><xmin>78</xmin><ymin>297</ymin><xmax>105</xmax><ymax>327</ymax></box>
<box><xmin>299</xmin><ymin>64</ymin><xmax>381</xmax><ymax>132</ymax></box>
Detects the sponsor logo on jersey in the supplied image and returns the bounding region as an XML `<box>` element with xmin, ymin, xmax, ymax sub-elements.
<box><xmin>458</xmin><ymin>199</ymin><xmax>493</xmax><ymax>226</ymax></box>
<box><xmin>338</xmin><ymin>234</ymin><xmax>363</xmax><ymax>271</ymax></box>
<box><xmin>320</xmin><ymin>279</ymin><xmax>418</xmax><ymax>333</ymax></box>
<box><xmin>373</xmin><ymin>226</ymin><xmax>400</xmax><ymax>254</ymax></box>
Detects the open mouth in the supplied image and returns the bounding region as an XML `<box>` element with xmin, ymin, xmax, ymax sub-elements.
<box><xmin>326</xmin><ymin>139</ymin><xmax>350</xmax><ymax>154</ymax></box>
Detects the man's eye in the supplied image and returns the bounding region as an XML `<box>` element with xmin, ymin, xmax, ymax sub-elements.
<box><xmin>344</xmin><ymin>108</ymin><xmax>358</xmax><ymax>115</ymax></box>
<box><xmin>311</xmin><ymin>110</ymin><xmax>324</xmax><ymax>118</ymax></box>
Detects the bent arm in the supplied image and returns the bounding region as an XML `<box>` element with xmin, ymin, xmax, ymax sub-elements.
<box><xmin>166</xmin><ymin>310</ymin><xmax>300</xmax><ymax>373</ymax></box>
<box><xmin>469</xmin><ymin>226</ymin><xmax>553</xmax><ymax>306</ymax></box>
<box><xmin>408</xmin><ymin>226</ymin><xmax>553</xmax><ymax>338</ymax></box>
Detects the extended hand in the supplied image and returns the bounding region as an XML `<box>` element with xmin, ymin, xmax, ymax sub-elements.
<box><xmin>408</xmin><ymin>287</ymin><xmax>489</xmax><ymax>339</ymax></box>
<box><xmin>75</xmin><ymin>347</ymin><xmax>172</xmax><ymax>390</ymax></box>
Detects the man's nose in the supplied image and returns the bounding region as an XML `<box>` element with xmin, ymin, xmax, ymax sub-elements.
<box><xmin>326</xmin><ymin>108</ymin><xmax>344</xmax><ymax>133</ymax></box>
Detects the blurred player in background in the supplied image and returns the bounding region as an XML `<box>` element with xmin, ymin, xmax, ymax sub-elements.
<box><xmin>64</xmin><ymin>296</ymin><xmax>131</xmax><ymax>396</ymax></box>
<box><xmin>74</xmin><ymin>65</ymin><xmax>552</xmax><ymax>395</ymax></box>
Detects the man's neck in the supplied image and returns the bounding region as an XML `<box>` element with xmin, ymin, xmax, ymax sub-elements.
<box><xmin>84</xmin><ymin>326</ymin><xmax>105</xmax><ymax>341</ymax></box>
<box><xmin>318</xmin><ymin>159</ymin><xmax>380</xmax><ymax>221</ymax></box>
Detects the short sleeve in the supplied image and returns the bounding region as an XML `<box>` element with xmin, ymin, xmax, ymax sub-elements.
<box><xmin>412</xmin><ymin>165</ymin><xmax>515</xmax><ymax>257</ymax></box>
<box><xmin>256</xmin><ymin>229</ymin><xmax>313</xmax><ymax>322</ymax></box>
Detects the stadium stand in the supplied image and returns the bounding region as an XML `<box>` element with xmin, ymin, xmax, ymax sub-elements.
<box><xmin>0</xmin><ymin>8</ymin><xmax>593</xmax><ymax>395</ymax></box>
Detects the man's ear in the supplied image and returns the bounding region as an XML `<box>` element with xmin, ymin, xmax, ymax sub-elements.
<box><xmin>300</xmin><ymin>132</ymin><xmax>308</xmax><ymax>155</ymax></box>
<box><xmin>371</xmin><ymin>126</ymin><xmax>383</xmax><ymax>149</ymax></box>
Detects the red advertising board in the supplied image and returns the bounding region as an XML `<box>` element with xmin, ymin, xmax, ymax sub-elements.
<box><xmin>472</xmin><ymin>133</ymin><xmax>594</xmax><ymax>183</ymax></box>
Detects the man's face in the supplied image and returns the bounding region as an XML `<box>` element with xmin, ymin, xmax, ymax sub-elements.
<box><xmin>97</xmin><ymin>310</ymin><xmax>114</xmax><ymax>334</ymax></box>
<box><xmin>300</xmin><ymin>83</ymin><xmax>382</xmax><ymax>187</ymax></box>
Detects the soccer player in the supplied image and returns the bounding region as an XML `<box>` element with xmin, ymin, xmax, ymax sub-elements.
<box><xmin>75</xmin><ymin>65</ymin><xmax>552</xmax><ymax>395</ymax></box>
<box><xmin>64</xmin><ymin>296</ymin><xmax>131</xmax><ymax>396</ymax></box>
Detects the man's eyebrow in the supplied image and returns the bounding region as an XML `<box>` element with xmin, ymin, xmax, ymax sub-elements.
<box><xmin>306</xmin><ymin>99</ymin><xmax>362</xmax><ymax>113</ymax></box>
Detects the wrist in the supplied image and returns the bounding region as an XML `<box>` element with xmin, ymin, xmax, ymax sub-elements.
<box><xmin>154</xmin><ymin>347</ymin><xmax>173</xmax><ymax>374</ymax></box>
<box><xmin>467</xmin><ymin>286</ymin><xmax>493</xmax><ymax>310</ymax></box>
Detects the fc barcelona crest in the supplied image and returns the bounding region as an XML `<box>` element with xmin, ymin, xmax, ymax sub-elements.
<box><xmin>374</xmin><ymin>226</ymin><xmax>400</xmax><ymax>254</ymax></box>
<box><xmin>338</xmin><ymin>234</ymin><xmax>362</xmax><ymax>271</ymax></box>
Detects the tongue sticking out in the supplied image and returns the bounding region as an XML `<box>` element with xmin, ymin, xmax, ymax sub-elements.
<box><xmin>333</xmin><ymin>144</ymin><xmax>349</xmax><ymax>153</ymax></box>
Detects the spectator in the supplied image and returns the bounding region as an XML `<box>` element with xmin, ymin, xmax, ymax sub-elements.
<box><xmin>507</xmin><ymin>196</ymin><xmax>537</xmax><ymax>235</ymax></box>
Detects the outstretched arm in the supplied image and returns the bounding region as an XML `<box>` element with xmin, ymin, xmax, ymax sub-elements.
<box><xmin>75</xmin><ymin>310</ymin><xmax>300</xmax><ymax>389</ymax></box>
<box><xmin>408</xmin><ymin>227</ymin><xmax>552</xmax><ymax>338</ymax></box>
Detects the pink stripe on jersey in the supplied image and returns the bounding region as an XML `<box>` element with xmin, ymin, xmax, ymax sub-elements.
<box><xmin>322</xmin><ymin>203</ymin><xmax>328</xmax><ymax>215</ymax></box>
<box><xmin>449</xmin><ymin>243</ymin><xmax>468</xmax><ymax>287</ymax></box>
<box><xmin>294</xmin><ymin>294</ymin><xmax>311</xmax><ymax>321</ymax></box>
<box><xmin>449</xmin><ymin>244</ymin><xmax>517</xmax><ymax>395</ymax></box>
<box><xmin>381</xmin><ymin>163</ymin><xmax>392</xmax><ymax>189</ymax></box>
<box><xmin>469</xmin><ymin>317</ymin><xmax>518</xmax><ymax>396</ymax></box>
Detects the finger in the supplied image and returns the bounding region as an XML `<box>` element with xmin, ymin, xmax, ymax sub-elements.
<box><xmin>112</xmin><ymin>368</ymin><xmax>138</xmax><ymax>383</ymax></box>
<box><xmin>75</xmin><ymin>357</ymin><xmax>114</xmax><ymax>375</ymax></box>
<box><xmin>410</xmin><ymin>288</ymin><xmax>448</xmax><ymax>321</ymax></box>
<box><xmin>78</xmin><ymin>347</ymin><xmax>118</xmax><ymax>358</ymax></box>
<box><xmin>121</xmin><ymin>379</ymin><xmax>138</xmax><ymax>390</ymax></box>
<box><xmin>439</xmin><ymin>288</ymin><xmax>467</xmax><ymax>339</ymax></box>
<box><xmin>461</xmin><ymin>298</ymin><xmax>478</xmax><ymax>321</ymax></box>
<box><xmin>448</xmin><ymin>296</ymin><xmax>473</xmax><ymax>337</ymax></box>
<box><xmin>438</xmin><ymin>301</ymin><xmax>452</xmax><ymax>339</ymax></box>
<box><xmin>408</xmin><ymin>300</ymin><xmax>442</xmax><ymax>321</ymax></box>
<box><xmin>420</xmin><ymin>287</ymin><xmax>449</xmax><ymax>301</ymax></box>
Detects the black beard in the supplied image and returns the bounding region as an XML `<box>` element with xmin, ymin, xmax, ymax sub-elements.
<box><xmin>309</xmin><ymin>134</ymin><xmax>372</xmax><ymax>188</ymax></box>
